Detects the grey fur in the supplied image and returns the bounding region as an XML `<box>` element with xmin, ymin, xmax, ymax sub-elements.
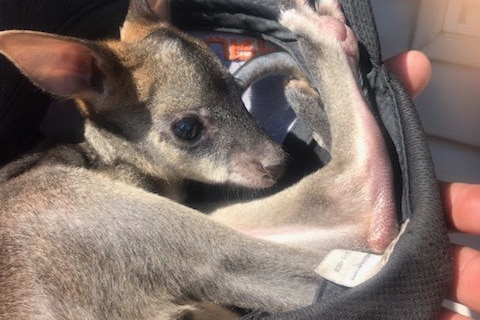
<box><xmin>0</xmin><ymin>0</ymin><xmax>398</xmax><ymax>318</ymax></box>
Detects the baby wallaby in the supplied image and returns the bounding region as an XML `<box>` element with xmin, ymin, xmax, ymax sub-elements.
<box><xmin>0</xmin><ymin>0</ymin><xmax>400</xmax><ymax>319</ymax></box>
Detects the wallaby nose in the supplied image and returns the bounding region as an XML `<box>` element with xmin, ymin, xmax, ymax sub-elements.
<box><xmin>263</xmin><ymin>163</ymin><xmax>286</xmax><ymax>182</ymax></box>
<box><xmin>229</xmin><ymin>148</ymin><xmax>286</xmax><ymax>189</ymax></box>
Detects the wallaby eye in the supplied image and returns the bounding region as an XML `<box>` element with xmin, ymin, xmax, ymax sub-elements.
<box><xmin>172</xmin><ymin>117</ymin><xmax>203</xmax><ymax>141</ymax></box>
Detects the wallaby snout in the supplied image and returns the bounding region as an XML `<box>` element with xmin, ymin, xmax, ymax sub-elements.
<box><xmin>229</xmin><ymin>143</ymin><xmax>286</xmax><ymax>188</ymax></box>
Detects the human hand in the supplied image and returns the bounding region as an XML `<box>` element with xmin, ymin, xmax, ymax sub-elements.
<box><xmin>386</xmin><ymin>52</ymin><xmax>480</xmax><ymax>320</ymax></box>
<box><xmin>439</xmin><ymin>183</ymin><xmax>480</xmax><ymax>320</ymax></box>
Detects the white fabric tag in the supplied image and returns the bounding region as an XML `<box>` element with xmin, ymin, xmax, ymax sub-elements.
<box><xmin>315</xmin><ymin>220</ymin><xmax>410</xmax><ymax>288</ymax></box>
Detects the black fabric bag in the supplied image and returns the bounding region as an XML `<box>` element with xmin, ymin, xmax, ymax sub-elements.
<box><xmin>0</xmin><ymin>0</ymin><xmax>452</xmax><ymax>319</ymax></box>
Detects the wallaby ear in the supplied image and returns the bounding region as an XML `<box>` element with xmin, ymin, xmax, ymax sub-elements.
<box><xmin>145</xmin><ymin>0</ymin><xmax>171</xmax><ymax>21</ymax></box>
<box><xmin>0</xmin><ymin>31</ymin><xmax>111</xmax><ymax>109</ymax></box>
<box><xmin>121</xmin><ymin>0</ymin><xmax>171</xmax><ymax>42</ymax></box>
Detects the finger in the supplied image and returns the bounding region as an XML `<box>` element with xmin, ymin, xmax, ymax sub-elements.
<box><xmin>384</xmin><ymin>50</ymin><xmax>431</xmax><ymax>99</ymax></box>
<box><xmin>440</xmin><ymin>182</ymin><xmax>480</xmax><ymax>234</ymax></box>
<box><xmin>448</xmin><ymin>245</ymin><xmax>480</xmax><ymax>313</ymax></box>
<box><xmin>438</xmin><ymin>308</ymin><xmax>473</xmax><ymax>320</ymax></box>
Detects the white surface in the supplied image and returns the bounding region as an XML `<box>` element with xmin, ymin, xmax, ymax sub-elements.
<box><xmin>372</xmin><ymin>0</ymin><xmax>480</xmax><ymax>184</ymax></box>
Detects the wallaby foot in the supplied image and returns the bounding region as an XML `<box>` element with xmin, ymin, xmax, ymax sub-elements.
<box><xmin>212</xmin><ymin>0</ymin><xmax>398</xmax><ymax>254</ymax></box>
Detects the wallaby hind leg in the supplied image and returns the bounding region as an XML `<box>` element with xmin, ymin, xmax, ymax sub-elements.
<box><xmin>0</xmin><ymin>169</ymin><xmax>323</xmax><ymax>319</ymax></box>
<box><xmin>211</xmin><ymin>0</ymin><xmax>398</xmax><ymax>254</ymax></box>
